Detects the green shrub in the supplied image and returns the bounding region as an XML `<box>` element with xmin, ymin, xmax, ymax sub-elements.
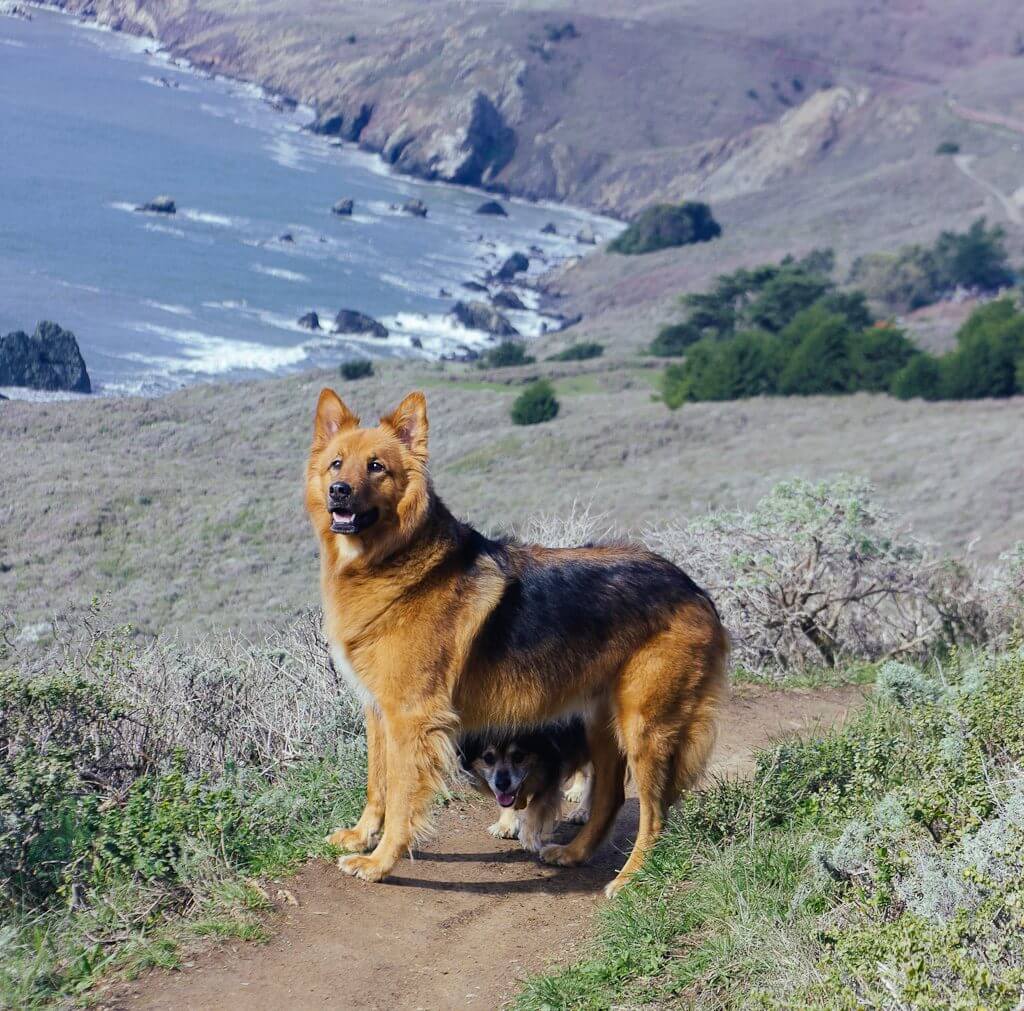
<box><xmin>891</xmin><ymin>298</ymin><xmax>1024</xmax><ymax>400</ymax></box>
<box><xmin>891</xmin><ymin>352</ymin><xmax>944</xmax><ymax>399</ymax></box>
<box><xmin>649</xmin><ymin>321</ymin><xmax>702</xmax><ymax>357</ymax></box>
<box><xmin>850</xmin><ymin>218</ymin><xmax>1014</xmax><ymax>312</ymax></box>
<box><xmin>546</xmin><ymin>341</ymin><xmax>603</xmax><ymax>362</ymax></box>
<box><xmin>609</xmin><ymin>201</ymin><xmax>721</xmax><ymax>255</ymax></box>
<box><xmin>340</xmin><ymin>358</ymin><xmax>373</xmax><ymax>380</ymax></box>
<box><xmin>481</xmin><ymin>341</ymin><xmax>535</xmax><ymax>368</ymax></box>
<box><xmin>849</xmin><ymin>324</ymin><xmax>920</xmax><ymax>391</ymax></box>
<box><xmin>777</xmin><ymin>306</ymin><xmax>856</xmax><ymax>395</ymax></box>
<box><xmin>650</xmin><ymin>250</ymin><xmax>858</xmax><ymax>356</ymax></box>
<box><xmin>936</xmin><ymin>140</ymin><xmax>960</xmax><ymax>155</ymax></box>
<box><xmin>662</xmin><ymin>332</ymin><xmax>782</xmax><ymax>407</ymax></box>
<box><xmin>510</xmin><ymin>380</ymin><xmax>559</xmax><ymax>425</ymax></box>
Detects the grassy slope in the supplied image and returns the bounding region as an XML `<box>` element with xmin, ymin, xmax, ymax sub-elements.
<box><xmin>518</xmin><ymin>649</ymin><xmax>1024</xmax><ymax>1010</ymax></box>
<box><xmin>2</xmin><ymin>360</ymin><xmax>1024</xmax><ymax>640</ymax></box>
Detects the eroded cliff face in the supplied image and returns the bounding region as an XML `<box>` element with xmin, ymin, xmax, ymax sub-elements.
<box><xmin>39</xmin><ymin>0</ymin><xmax>1024</xmax><ymax>228</ymax></box>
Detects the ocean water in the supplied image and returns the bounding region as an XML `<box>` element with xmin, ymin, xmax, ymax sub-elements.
<box><xmin>0</xmin><ymin>8</ymin><xmax>616</xmax><ymax>397</ymax></box>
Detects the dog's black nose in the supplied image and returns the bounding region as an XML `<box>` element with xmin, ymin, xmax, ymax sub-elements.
<box><xmin>495</xmin><ymin>771</ymin><xmax>511</xmax><ymax>791</ymax></box>
<box><xmin>329</xmin><ymin>481</ymin><xmax>352</xmax><ymax>499</ymax></box>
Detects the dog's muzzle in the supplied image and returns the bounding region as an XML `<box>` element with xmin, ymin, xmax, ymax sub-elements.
<box><xmin>327</xmin><ymin>502</ymin><xmax>380</xmax><ymax>535</ymax></box>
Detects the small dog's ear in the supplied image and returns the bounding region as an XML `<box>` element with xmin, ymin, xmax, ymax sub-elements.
<box><xmin>381</xmin><ymin>391</ymin><xmax>428</xmax><ymax>460</ymax></box>
<box><xmin>314</xmin><ymin>388</ymin><xmax>359</xmax><ymax>445</ymax></box>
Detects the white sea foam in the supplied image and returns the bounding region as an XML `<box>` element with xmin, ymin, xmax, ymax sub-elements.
<box><xmin>179</xmin><ymin>208</ymin><xmax>239</xmax><ymax>228</ymax></box>
<box><xmin>127</xmin><ymin>323</ymin><xmax>309</xmax><ymax>375</ymax></box>
<box><xmin>142</xmin><ymin>222</ymin><xmax>188</xmax><ymax>240</ymax></box>
<box><xmin>143</xmin><ymin>300</ymin><xmax>193</xmax><ymax>317</ymax></box>
<box><xmin>0</xmin><ymin>37</ymin><xmax>26</xmax><ymax>48</ymax></box>
<box><xmin>251</xmin><ymin>263</ymin><xmax>310</xmax><ymax>283</ymax></box>
<box><xmin>267</xmin><ymin>136</ymin><xmax>313</xmax><ymax>172</ymax></box>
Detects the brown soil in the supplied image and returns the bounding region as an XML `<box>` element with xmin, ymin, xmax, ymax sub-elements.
<box><xmin>101</xmin><ymin>685</ymin><xmax>862</xmax><ymax>1011</ymax></box>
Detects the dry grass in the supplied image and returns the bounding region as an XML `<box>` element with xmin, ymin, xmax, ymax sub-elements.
<box><xmin>2</xmin><ymin>358</ymin><xmax>1023</xmax><ymax>641</ymax></box>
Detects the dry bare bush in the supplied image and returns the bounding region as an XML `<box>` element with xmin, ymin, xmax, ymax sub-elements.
<box><xmin>990</xmin><ymin>541</ymin><xmax>1024</xmax><ymax>644</ymax></box>
<box><xmin>646</xmin><ymin>478</ymin><xmax>958</xmax><ymax>677</ymax></box>
<box><xmin>9</xmin><ymin>609</ymin><xmax>365</xmax><ymax>784</ymax></box>
<box><xmin>519</xmin><ymin>499</ymin><xmax>616</xmax><ymax>547</ymax></box>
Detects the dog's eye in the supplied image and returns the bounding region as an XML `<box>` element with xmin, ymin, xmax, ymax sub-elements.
<box><xmin>482</xmin><ymin>750</ymin><xmax>496</xmax><ymax>766</ymax></box>
<box><xmin>509</xmin><ymin>750</ymin><xmax>523</xmax><ymax>765</ymax></box>
<box><xmin>330</xmin><ymin>458</ymin><xmax>342</xmax><ymax>471</ymax></box>
<box><xmin>367</xmin><ymin>459</ymin><xmax>385</xmax><ymax>474</ymax></box>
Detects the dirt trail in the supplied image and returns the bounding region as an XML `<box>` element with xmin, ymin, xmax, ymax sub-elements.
<box><xmin>953</xmin><ymin>153</ymin><xmax>1024</xmax><ymax>226</ymax></box>
<box><xmin>106</xmin><ymin>685</ymin><xmax>862</xmax><ymax>1011</ymax></box>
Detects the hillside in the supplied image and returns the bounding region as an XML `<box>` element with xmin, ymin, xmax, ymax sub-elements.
<box><xmin>2</xmin><ymin>359</ymin><xmax>1022</xmax><ymax>641</ymax></box>
<box><xmin>40</xmin><ymin>0</ymin><xmax>1024</xmax><ymax>352</ymax></box>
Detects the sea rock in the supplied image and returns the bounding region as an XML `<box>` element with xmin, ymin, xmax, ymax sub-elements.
<box><xmin>278</xmin><ymin>232</ymin><xmax>295</xmax><ymax>243</ymax></box>
<box><xmin>575</xmin><ymin>225</ymin><xmax>597</xmax><ymax>245</ymax></box>
<box><xmin>410</xmin><ymin>336</ymin><xmax>423</xmax><ymax>349</ymax></box>
<box><xmin>401</xmin><ymin>198</ymin><xmax>428</xmax><ymax>218</ymax></box>
<box><xmin>540</xmin><ymin>222</ymin><xmax>558</xmax><ymax>235</ymax></box>
<box><xmin>333</xmin><ymin>310</ymin><xmax>389</xmax><ymax>338</ymax></box>
<box><xmin>494</xmin><ymin>251</ymin><xmax>529</xmax><ymax>281</ymax></box>
<box><xmin>450</xmin><ymin>301</ymin><xmax>519</xmax><ymax>336</ymax></box>
<box><xmin>331</xmin><ymin>199</ymin><xmax>354</xmax><ymax>216</ymax></box>
<box><xmin>297</xmin><ymin>312</ymin><xmax>321</xmax><ymax>331</ymax></box>
<box><xmin>475</xmin><ymin>200</ymin><xmax>508</xmax><ymax>217</ymax></box>
<box><xmin>462</xmin><ymin>280</ymin><xmax>489</xmax><ymax>293</ymax></box>
<box><xmin>492</xmin><ymin>289</ymin><xmax>525</xmax><ymax>310</ymax></box>
<box><xmin>136</xmin><ymin>195</ymin><xmax>176</xmax><ymax>215</ymax></box>
<box><xmin>0</xmin><ymin>322</ymin><xmax>91</xmax><ymax>393</ymax></box>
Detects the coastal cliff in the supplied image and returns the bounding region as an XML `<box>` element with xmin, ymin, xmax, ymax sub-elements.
<box><xmin>40</xmin><ymin>0</ymin><xmax>1024</xmax><ymax>217</ymax></box>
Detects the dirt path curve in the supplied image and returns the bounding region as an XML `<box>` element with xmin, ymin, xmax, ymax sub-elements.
<box><xmin>108</xmin><ymin>685</ymin><xmax>863</xmax><ymax>1011</ymax></box>
<box><xmin>953</xmin><ymin>153</ymin><xmax>1024</xmax><ymax>226</ymax></box>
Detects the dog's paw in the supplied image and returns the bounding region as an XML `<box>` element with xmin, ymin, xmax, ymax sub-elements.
<box><xmin>539</xmin><ymin>843</ymin><xmax>584</xmax><ymax>867</ymax></box>
<box><xmin>488</xmin><ymin>818</ymin><xmax>519</xmax><ymax>840</ymax></box>
<box><xmin>337</xmin><ymin>854</ymin><xmax>388</xmax><ymax>882</ymax></box>
<box><xmin>518</xmin><ymin>825</ymin><xmax>547</xmax><ymax>853</ymax></box>
<box><xmin>604</xmin><ymin>874</ymin><xmax>631</xmax><ymax>899</ymax></box>
<box><xmin>326</xmin><ymin>827</ymin><xmax>377</xmax><ymax>853</ymax></box>
<box><xmin>562</xmin><ymin>783</ymin><xmax>586</xmax><ymax>805</ymax></box>
<box><xmin>564</xmin><ymin>804</ymin><xmax>590</xmax><ymax>826</ymax></box>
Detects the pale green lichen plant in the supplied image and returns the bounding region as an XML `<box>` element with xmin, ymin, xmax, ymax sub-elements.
<box><xmin>646</xmin><ymin>477</ymin><xmax>940</xmax><ymax>679</ymax></box>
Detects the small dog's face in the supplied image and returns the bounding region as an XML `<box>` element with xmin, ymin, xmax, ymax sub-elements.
<box><xmin>471</xmin><ymin>741</ymin><xmax>537</xmax><ymax>808</ymax></box>
<box><xmin>305</xmin><ymin>389</ymin><xmax>428</xmax><ymax>542</ymax></box>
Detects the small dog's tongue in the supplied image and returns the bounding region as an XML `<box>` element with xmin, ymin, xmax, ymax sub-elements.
<box><xmin>496</xmin><ymin>790</ymin><xmax>516</xmax><ymax>807</ymax></box>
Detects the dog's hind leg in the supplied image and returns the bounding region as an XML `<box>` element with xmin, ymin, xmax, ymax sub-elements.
<box><xmin>327</xmin><ymin>706</ymin><xmax>386</xmax><ymax>853</ymax></box>
<box><xmin>540</xmin><ymin>707</ymin><xmax>625</xmax><ymax>868</ymax></box>
<box><xmin>604</xmin><ymin>607</ymin><xmax>727</xmax><ymax>899</ymax></box>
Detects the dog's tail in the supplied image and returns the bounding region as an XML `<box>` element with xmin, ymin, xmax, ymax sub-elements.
<box><xmin>672</xmin><ymin>619</ymin><xmax>729</xmax><ymax>798</ymax></box>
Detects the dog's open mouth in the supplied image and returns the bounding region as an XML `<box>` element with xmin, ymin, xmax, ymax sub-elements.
<box><xmin>329</xmin><ymin>507</ymin><xmax>380</xmax><ymax>535</ymax></box>
<box><xmin>494</xmin><ymin>789</ymin><xmax>518</xmax><ymax>808</ymax></box>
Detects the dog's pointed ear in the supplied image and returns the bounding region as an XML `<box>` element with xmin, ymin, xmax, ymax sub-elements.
<box><xmin>314</xmin><ymin>388</ymin><xmax>359</xmax><ymax>445</ymax></box>
<box><xmin>381</xmin><ymin>391</ymin><xmax>428</xmax><ymax>460</ymax></box>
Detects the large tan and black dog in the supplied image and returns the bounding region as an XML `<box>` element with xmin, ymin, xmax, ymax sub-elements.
<box><xmin>306</xmin><ymin>388</ymin><xmax>727</xmax><ymax>897</ymax></box>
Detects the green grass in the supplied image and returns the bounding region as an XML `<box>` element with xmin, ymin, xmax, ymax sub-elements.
<box><xmin>516</xmin><ymin>647</ymin><xmax>1024</xmax><ymax>1009</ymax></box>
<box><xmin>1</xmin><ymin>753</ymin><xmax>365</xmax><ymax>1008</ymax></box>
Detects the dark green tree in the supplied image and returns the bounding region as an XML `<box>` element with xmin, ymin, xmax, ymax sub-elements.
<box><xmin>511</xmin><ymin>380</ymin><xmax>560</xmax><ymax>424</ymax></box>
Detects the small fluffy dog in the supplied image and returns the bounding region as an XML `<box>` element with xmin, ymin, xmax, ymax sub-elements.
<box><xmin>459</xmin><ymin>719</ymin><xmax>591</xmax><ymax>852</ymax></box>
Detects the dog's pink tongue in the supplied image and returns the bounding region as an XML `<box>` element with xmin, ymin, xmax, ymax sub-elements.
<box><xmin>496</xmin><ymin>791</ymin><xmax>516</xmax><ymax>807</ymax></box>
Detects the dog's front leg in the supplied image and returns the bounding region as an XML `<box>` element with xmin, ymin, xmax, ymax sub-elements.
<box><xmin>327</xmin><ymin>706</ymin><xmax>386</xmax><ymax>853</ymax></box>
<box><xmin>338</xmin><ymin>712</ymin><xmax>453</xmax><ymax>883</ymax></box>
